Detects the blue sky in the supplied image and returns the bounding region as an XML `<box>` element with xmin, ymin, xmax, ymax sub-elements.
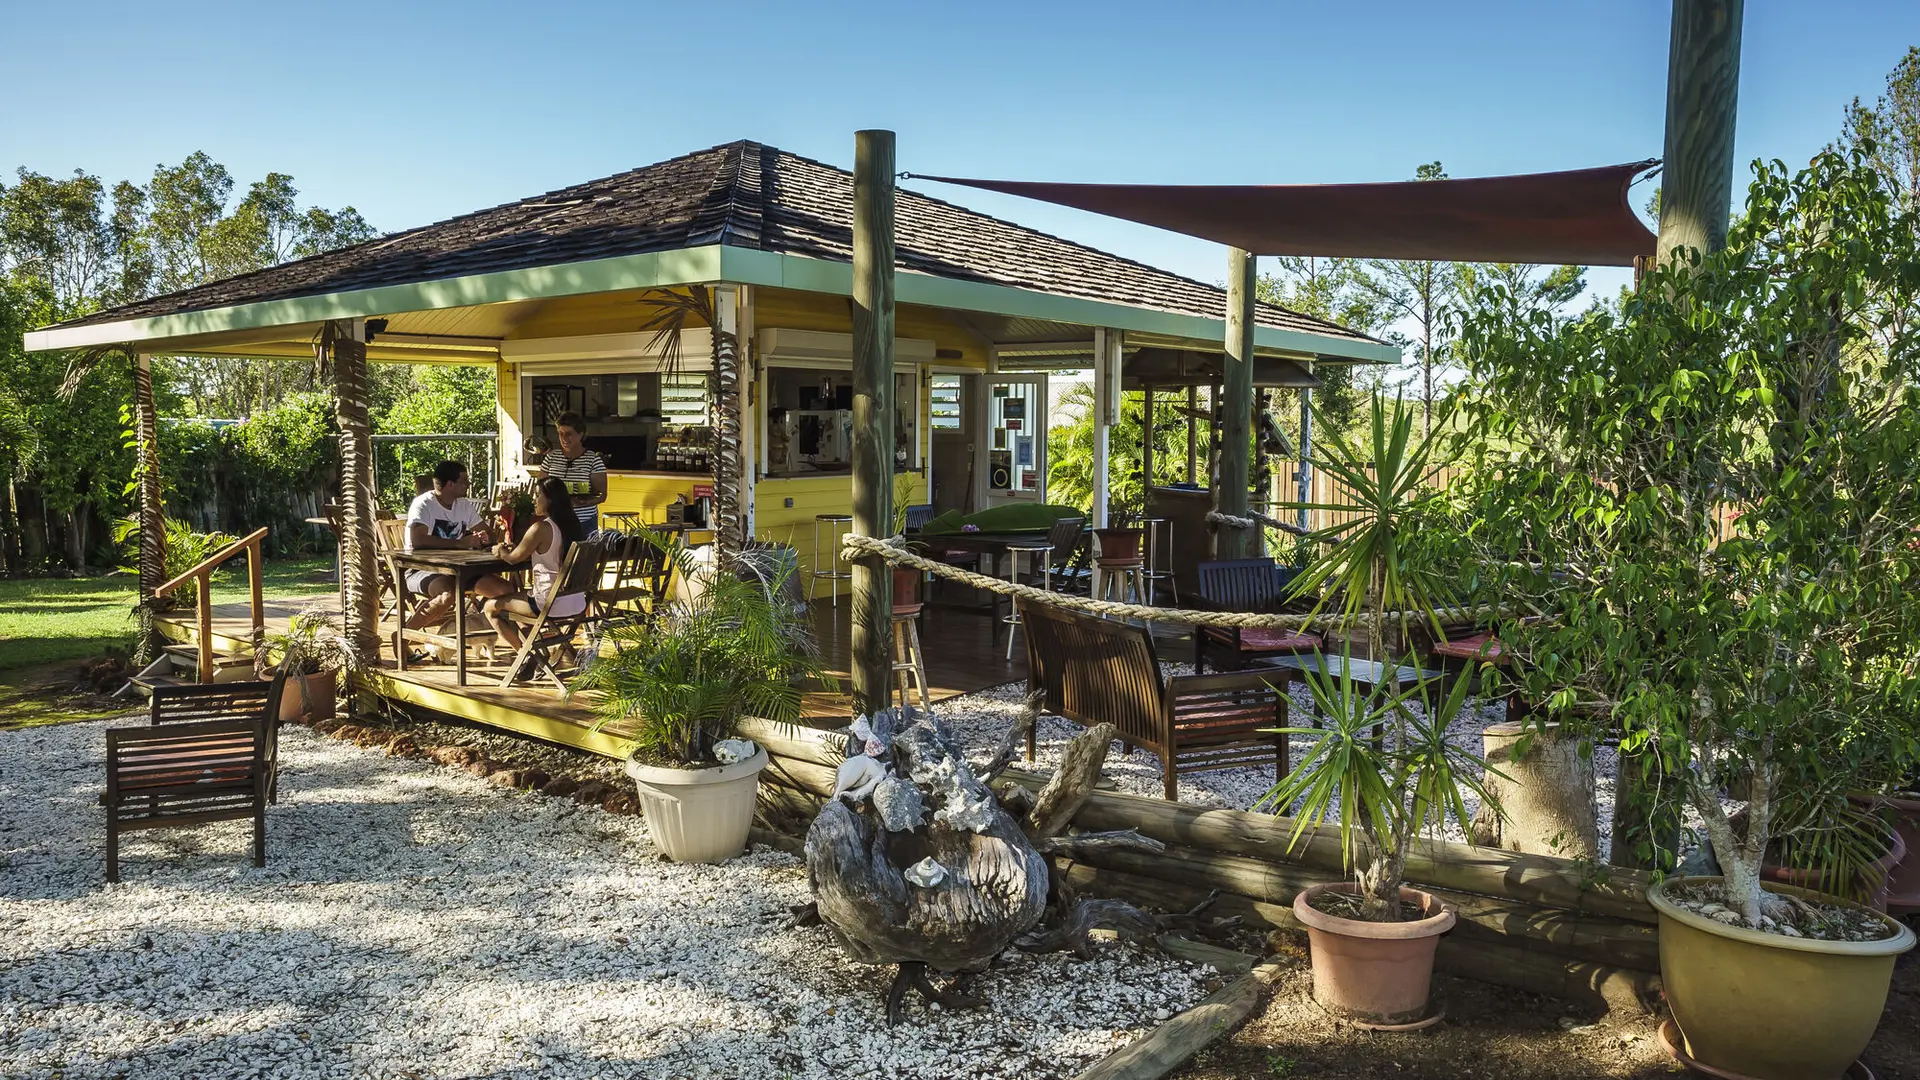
<box><xmin>2</xmin><ymin>0</ymin><xmax>1915</xmax><ymax>303</ymax></box>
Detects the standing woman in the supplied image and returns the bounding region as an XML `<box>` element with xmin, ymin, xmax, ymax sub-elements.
<box><xmin>476</xmin><ymin>477</ymin><xmax>590</xmax><ymax>664</ymax></box>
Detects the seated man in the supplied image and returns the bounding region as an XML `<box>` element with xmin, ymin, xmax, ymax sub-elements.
<box><xmin>403</xmin><ymin>460</ymin><xmax>496</xmax><ymax>636</ymax></box>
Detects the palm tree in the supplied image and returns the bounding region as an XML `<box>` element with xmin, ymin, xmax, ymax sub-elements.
<box><xmin>638</xmin><ymin>287</ymin><xmax>744</xmax><ymax>561</ymax></box>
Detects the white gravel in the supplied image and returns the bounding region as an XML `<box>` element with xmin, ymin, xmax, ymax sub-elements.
<box><xmin>941</xmin><ymin>666</ymin><xmax>1625</xmax><ymax>858</ymax></box>
<box><xmin>1</xmin><ymin>720</ymin><xmax>1221</xmax><ymax>1080</ymax></box>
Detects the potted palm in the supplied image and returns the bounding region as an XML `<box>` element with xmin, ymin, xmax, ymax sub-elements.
<box><xmin>570</xmin><ymin>551</ymin><xmax>830</xmax><ymax>862</ymax></box>
<box><xmin>253</xmin><ymin>605</ymin><xmax>369</xmax><ymax>723</ymax></box>
<box><xmin>1258</xmin><ymin>395</ymin><xmax>1493</xmax><ymax>1028</ymax></box>
<box><xmin>1455</xmin><ymin>149</ymin><xmax>1920</xmax><ymax>1079</ymax></box>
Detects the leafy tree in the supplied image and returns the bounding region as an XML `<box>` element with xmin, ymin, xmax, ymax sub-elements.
<box><xmin>375</xmin><ymin>365</ymin><xmax>499</xmax><ymax>509</ymax></box>
<box><xmin>1256</xmin><ymin>256</ymin><xmax>1383</xmax><ymax>439</ymax></box>
<box><xmin>1353</xmin><ymin>162</ymin><xmax>1456</xmax><ymax>432</ymax></box>
<box><xmin>1455</xmin><ymin>149</ymin><xmax>1920</xmax><ymax>921</ymax></box>
<box><xmin>1839</xmin><ymin>45</ymin><xmax>1920</xmax><ymax>212</ymax></box>
<box><xmin>1046</xmin><ymin>382</ymin><xmax>1199</xmax><ymax>516</ymax></box>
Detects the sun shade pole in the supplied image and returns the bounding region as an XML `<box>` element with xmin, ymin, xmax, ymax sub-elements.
<box><xmin>851</xmin><ymin>129</ymin><xmax>897</xmax><ymax>714</ymax></box>
<box><xmin>1217</xmin><ymin>248</ymin><xmax>1255</xmax><ymax>559</ymax></box>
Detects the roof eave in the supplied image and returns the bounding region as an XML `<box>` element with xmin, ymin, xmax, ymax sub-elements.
<box><xmin>24</xmin><ymin>242</ymin><xmax>1399</xmax><ymax>366</ymax></box>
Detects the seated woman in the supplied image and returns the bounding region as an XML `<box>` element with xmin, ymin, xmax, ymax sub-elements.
<box><xmin>474</xmin><ymin>477</ymin><xmax>590</xmax><ymax>667</ymax></box>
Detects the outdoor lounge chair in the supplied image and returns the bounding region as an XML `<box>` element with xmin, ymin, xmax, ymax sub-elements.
<box><xmin>1020</xmin><ymin>599</ymin><xmax>1290</xmax><ymax>800</ymax></box>
<box><xmin>1190</xmin><ymin>559</ymin><xmax>1320</xmax><ymax>672</ymax></box>
<box><xmin>148</xmin><ymin>676</ymin><xmax>289</xmax><ymax>802</ymax></box>
<box><xmin>497</xmin><ymin>541</ymin><xmax>606</xmax><ymax>690</ymax></box>
<box><xmin>104</xmin><ymin>713</ymin><xmax>275</xmax><ymax>883</ymax></box>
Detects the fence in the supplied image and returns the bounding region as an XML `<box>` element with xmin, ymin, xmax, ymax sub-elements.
<box><xmin>1258</xmin><ymin>461</ymin><xmax>1465</xmax><ymax>535</ymax></box>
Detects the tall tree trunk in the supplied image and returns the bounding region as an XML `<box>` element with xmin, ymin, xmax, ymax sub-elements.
<box><xmin>708</xmin><ymin>295</ymin><xmax>744</xmax><ymax>559</ymax></box>
<box><xmin>327</xmin><ymin>322</ymin><xmax>381</xmax><ymax>661</ymax></box>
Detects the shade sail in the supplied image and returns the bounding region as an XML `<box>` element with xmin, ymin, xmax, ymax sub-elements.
<box><xmin>915</xmin><ymin>160</ymin><xmax>1659</xmax><ymax>266</ymax></box>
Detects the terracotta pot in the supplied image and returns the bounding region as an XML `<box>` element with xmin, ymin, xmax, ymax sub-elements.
<box><xmin>624</xmin><ymin>746</ymin><xmax>768</xmax><ymax>863</ymax></box>
<box><xmin>1291</xmin><ymin>882</ymin><xmax>1455</xmax><ymax>1026</ymax></box>
<box><xmin>892</xmin><ymin>565</ymin><xmax>922</xmax><ymax>615</ymax></box>
<box><xmin>1850</xmin><ymin>791</ymin><xmax>1920</xmax><ymax>914</ymax></box>
<box><xmin>1648</xmin><ymin>875</ymin><xmax>1915</xmax><ymax>1080</ymax></box>
<box><xmin>1093</xmin><ymin>527</ymin><xmax>1142</xmax><ymax>563</ymax></box>
<box><xmin>279</xmin><ymin>670</ymin><xmax>337</xmax><ymax>723</ymax></box>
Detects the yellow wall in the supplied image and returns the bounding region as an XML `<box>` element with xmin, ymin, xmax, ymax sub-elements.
<box><xmin>754</xmin><ymin>472</ymin><xmax>928</xmax><ymax>599</ymax></box>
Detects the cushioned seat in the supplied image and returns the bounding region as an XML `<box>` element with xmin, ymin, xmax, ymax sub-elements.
<box><xmin>1203</xmin><ymin>626</ymin><xmax>1322</xmax><ymax>653</ymax></box>
<box><xmin>1431</xmin><ymin>630</ymin><xmax>1507</xmax><ymax>662</ymax></box>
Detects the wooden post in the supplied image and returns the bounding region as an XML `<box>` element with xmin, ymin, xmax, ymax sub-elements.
<box><xmin>1251</xmin><ymin>388</ymin><xmax>1270</xmax><ymax>558</ymax></box>
<box><xmin>1185</xmin><ymin>385</ymin><xmax>1197</xmax><ymax>484</ymax></box>
<box><xmin>1296</xmin><ymin>369</ymin><xmax>1313</xmax><ymax>536</ymax></box>
<box><xmin>1217</xmin><ymin>248</ymin><xmax>1256</xmax><ymax>559</ymax></box>
<box><xmin>850</xmin><ymin>129</ymin><xmax>896</xmax><ymax>714</ymax></box>
<box><xmin>328</xmin><ymin>319</ymin><xmax>381</xmax><ymax>663</ymax></box>
<box><xmin>1612</xmin><ymin>0</ymin><xmax>1745</xmax><ymax>872</ymax></box>
<box><xmin>1091</xmin><ymin>328</ymin><xmax>1112</xmax><ymax>527</ymax></box>
<box><xmin>248</xmin><ymin>538</ymin><xmax>264</xmax><ymax>641</ymax></box>
<box><xmin>132</xmin><ymin>351</ymin><xmax>166</xmax><ymax>658</ymax></box>
<box><xmin>1141</xmin><ymin>384</ymin><xmax>1155</xmax><ymax>496</ymax></box>
<box><xmin>1655</xmin><ymin>0</ymin><xmax>1744</xmax><ymax>267</ymax></box>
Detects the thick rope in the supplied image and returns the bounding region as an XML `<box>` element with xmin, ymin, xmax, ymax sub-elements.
<box><xmin>1206</xmin><ymin>508</ymin><xmax>1312</xmax><ymax>538</ymax></box>
<box><xmin>844</xmin><ymin>533</ymin><xmax>1492</xmax><ymax>631</ymax></box>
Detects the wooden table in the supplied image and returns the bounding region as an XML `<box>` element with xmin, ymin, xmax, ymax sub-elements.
<box><xmin>389</xmin><ymin>549</ymin><xmax>513</xmax><ymax>687</ymax></box>
<box><xmin>904</xmin><ymin>530</ymin><xmax>1051</xmax><ymax>618</ymax></box>
<box><xmin>1257</xmin><ymin>653</ymin><xmax>1444</xmax><ymax>742</ymax></box>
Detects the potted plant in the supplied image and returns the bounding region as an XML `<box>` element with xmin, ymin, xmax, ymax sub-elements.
<box><xmin>1258</xmin><ymin>396</ymin><xmax>1491</xmax><ymax>1028</ymax></box>
<box><xmin>891</xmin><ymin>470</ymin><xmax>923</xmax><ymax>608</ymax></box>
<box><xmin>1259</xmin><ymin>665</ymin><xmax>1491</xmax><ymax>1028</ymax></box>
<box><xmin>253</xmin><ymin>605</ymin><xmax>369</xmax><ymax>723</ymax></box>
<box><xmin>1454</xmin><ymin>149</ymin><xmax>1920</xmax><ymax>1079</ymax></box>
<box><xmin>570</xmin><ymin>551</ymin><xmax>831</xmax><ymax>862</ymax></box>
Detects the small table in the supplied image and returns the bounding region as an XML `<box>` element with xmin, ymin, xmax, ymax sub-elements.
<box><xmin>388</xmin><ymin>549</ymin><xmax>514</xmax><ymax>687</ymax></box>
<box><xmin>1257</xmin><ymin>653</ymin><xmax>1443</xmax><ymax>738</ymax></box>
<box><xmin>905</xmin><ymin>530</ymin><xmax>1052</xmax><ymax>619</ymax></box>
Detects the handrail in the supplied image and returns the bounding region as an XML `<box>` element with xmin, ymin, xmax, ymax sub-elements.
<box><xmin>155</xmin><ymin>526</ymin><xmax>270</xmax><ymax>597</ymax></box>
<box><xmin>153</xmin><ymin>525</ymin><xmax>268</xmax><ymax>683</ymax></box>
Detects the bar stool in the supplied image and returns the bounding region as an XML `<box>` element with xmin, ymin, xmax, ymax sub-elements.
<box><xmin>1002</xmin><ymin>540</ymin><xmax>1053</xmax><ymax>660</ymax></box>
<box><xmin>1093</xmin><ymin>527</ymin><xmax>1150</xmax><ymax>625</ymax></box>
<box><xmin>891</xmin><ymin>590</ymin><xmax>931</xmax><ymax>714</ymax></box>
<box><xmin>812</xmin><ymin>514</ymin><xmax>854</xmax><ymax>606</ymax></box>
<box><xmin>1139</xmin><ymin>516</ymin><xmax>1176</xmax><ymax>605</ymax></box>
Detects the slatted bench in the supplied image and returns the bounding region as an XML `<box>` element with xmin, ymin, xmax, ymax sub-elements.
<box><xmin>150</xmin><ymin>678</ymin><xmax>287</xmax><ymax>802</ymax></box>
<box><xmin>1190</xmin><ymin>558</ymin><xmax>1321</xmax><ymax>672</ymax></box>
<box><xmin>1020</xmin><ymin>599</ymin><xmax>1290</xmax><ymax>800</ymax></box>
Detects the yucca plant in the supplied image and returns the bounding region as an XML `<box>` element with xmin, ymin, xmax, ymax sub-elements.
<box><xmin>1288</xmin><ymin>395</ymin><xmax>1456</xmax><ymax>661</ymax></box>
<box><xmin>1257</xmin><ymin>658</ymin><xmax>1497</xmax><ymax>921</ymax></box>
<box><xmin>570</xmin><ymin>549</ymin><xmax>830</xmax><ymax>766</ymax></box>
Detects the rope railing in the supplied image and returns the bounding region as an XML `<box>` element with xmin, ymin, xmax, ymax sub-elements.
<box><xmin>841</xmin><ymin>533</ymin><xmax>1494</xmax><ymax>632</ymax></box>
<box><xmin>1205</xmin><ymin>508</ymin><xmax>1313</xmax><ymax>538</ymax></box>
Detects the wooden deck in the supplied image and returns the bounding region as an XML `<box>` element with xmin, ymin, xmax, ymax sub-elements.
<box><xmin>155</xmin><ymin>594</ymin><xmax>1031</xmax><ymax>758</ymax></box>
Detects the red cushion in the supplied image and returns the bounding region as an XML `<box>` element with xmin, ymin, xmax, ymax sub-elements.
<box><xmin>1433</xmin><ymin>631</ymin><xmax>1507</xmax><ymax>661</ymax></box>
<box><xmin>1204</xmin><ymin>626</ymin><xmax>1320</xmax><ymax>652</ymax></box>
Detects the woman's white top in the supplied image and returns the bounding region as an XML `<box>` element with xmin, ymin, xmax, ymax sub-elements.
<box><xmin>530</xmin><ymin>522</ymin><xmax>588</xmax><ymax>619</ymax></box>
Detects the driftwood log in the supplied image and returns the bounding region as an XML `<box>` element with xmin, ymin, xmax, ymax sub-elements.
<box><xmin>801</xmin><ymin>694</ymin><xmax>1228</xmax><ymax>1025</ymax></box>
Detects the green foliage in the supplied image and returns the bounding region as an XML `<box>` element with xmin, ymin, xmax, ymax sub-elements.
<box><xmin>374</xmin><ymin>364</ymin><xmax>499</xmax><ymax>510</ymax></box>
<box><xmin>571</xmin><ymin>546</ymin><xmax>830</xmax><ymax>765</ymax></box>
<box><xmin>1838</xmin><ymin>45</ymin><xmax>1920</xmax><ymax>213</ymax></box>
<box><xmin>1047</xmin><ymin>382</ymin><xmax>1214</xmax><ymax>517</ymax></box>
<box><xmin>154</xmin><ymin>392</ymin><xmax>338</xmax><ymax>555</ymax></box>
<box><xmin>112</xmin><ymin>516</ymin><xmax>236</xmax><ymax>607</ymax></box>
<box><xmin>1454</xmin><ymin>148</ymin><xmax>1920</xmax><ymax>919</ymax></box>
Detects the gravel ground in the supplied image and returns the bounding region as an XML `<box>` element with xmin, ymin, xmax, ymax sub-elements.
<box><xmin>1</xmin><ymin>720</ymin><xmax>1221</xmax><ymax>1080</ymax></box>
<box><xmin>939</xmin><ymin>667</ymin><xmax>1627</xmax><ymax>856</ymax></box>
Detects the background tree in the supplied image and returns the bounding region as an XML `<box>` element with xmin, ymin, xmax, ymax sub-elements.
<box><xmin>1839</xmin><ymin>45</ymin><xmax>1920</xmax><ymax>212</ymax></box>
<box><xmin>1353</xmin><ymin>163</ymin><xmax>1456</xmax><ymax>432</ymax></box>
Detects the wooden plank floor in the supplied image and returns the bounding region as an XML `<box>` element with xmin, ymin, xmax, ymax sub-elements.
<box><xmin>158</xmin><ymin>594</ymin><xmax>1034</xmax><ymax>757</ymax></box>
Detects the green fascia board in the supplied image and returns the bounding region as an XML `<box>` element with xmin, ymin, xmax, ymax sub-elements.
<box><xmin>23</xmin><ymin>240</ymin><xmax>1398</xmax><ymax>365</ymax></box>
<box><xmin>717</xmin><ymin>246</ymin><xmax>1401</xmax><ymax>364</ymax></box>
<box><xmin>23</xmin><ymin>246</ymin><xmax>729</xmax><ymax>353</ymax></box>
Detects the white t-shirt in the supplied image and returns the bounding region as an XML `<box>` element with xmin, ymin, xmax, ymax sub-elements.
<box><xmin>405</xmin><ymin>492</ymin><xmax>482</xmax><ymax>551</ymax></box>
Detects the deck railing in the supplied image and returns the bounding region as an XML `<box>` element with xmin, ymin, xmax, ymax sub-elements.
<box><xmin>154</xmin><ymin>526</ymin><xmax>268</xmax><ymax>682</ymax></box>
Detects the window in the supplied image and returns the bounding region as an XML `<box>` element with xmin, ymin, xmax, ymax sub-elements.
<box><xmin>930</xmin><ymin>375</ymin><xmax>963</xmax><ymax>430</ymax></box>
<box><xmin>661</xmin><ymin>374</ymin><xmax>709</xmax><ymax>425</ymax></box>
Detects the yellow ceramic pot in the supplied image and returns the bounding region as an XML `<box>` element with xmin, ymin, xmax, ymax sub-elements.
<box><xmin>1648</xmin><ymin>876</ymin><xmax>1914</xmax><ymax>1080</ymax></box>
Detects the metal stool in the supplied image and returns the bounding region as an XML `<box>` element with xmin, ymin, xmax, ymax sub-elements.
<box><xmin>891</xmin><ymin>600</ymin><xmax>931</xmax><ymax>714</ymax></box>
<box><xmin>811</xmin><ymin>514</ymin><xmax>854</xmax><ymax>605</ymax></box>
<box><xmin>1002</xmin><ymin>541</ymin><xmax>1053</xmax><ymax>660</ymax></box>
<box><xmin>1139</xmin><ymin>516</ymin><xmax>1175</xmax><ymax>605</ymax></box>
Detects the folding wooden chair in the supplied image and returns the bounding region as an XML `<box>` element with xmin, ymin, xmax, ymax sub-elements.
<box><xmin>105</xmin><ymin>716</ymin><xmax>272</xmax><ymax>882</ymax></box>
<box><xmin>594</xmin><ymin>530</ymin><xmax>677</xmax><ymax>624</ymax></box>
<box><xmin>372</xmin><ymin>518</ymin><xmax>410</xmax><ymax>622</ymax></box>
<box><xmin>499</xmin><ymin>541</ymin><xmax>607</xmax><ymax>690</ymax></box>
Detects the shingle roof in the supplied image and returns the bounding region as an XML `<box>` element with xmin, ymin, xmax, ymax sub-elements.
<box><xmin>49</xmin><ymin>141</ymin><xmax>1384</xmax><ymax>349</ymax></box>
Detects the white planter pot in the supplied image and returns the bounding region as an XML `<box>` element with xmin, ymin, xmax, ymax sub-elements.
<box><xmin>623</xmin><ymin>746</ymin><xmax>769</xmax><ymax>863</ymax></box>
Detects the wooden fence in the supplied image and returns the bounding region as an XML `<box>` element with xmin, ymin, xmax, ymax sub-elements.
<box><xmin>740</xmin><ymin>717</ymin><xmax>1660</xmax><ymax>1017</ymax></box>
<box><xmin>1260</xmin><ymin>461</ymin><xmax>1465</xmax><ymax>535</ymax></box>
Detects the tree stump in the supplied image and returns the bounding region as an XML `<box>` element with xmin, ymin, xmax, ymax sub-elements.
<box><xmin>1470</xmin><ymin>721</ymin><xmax>1599</xmax><ymax>859</ymax></box>
<box><xmin>804</xmin><ymin>699</ymin><xmax>1226</xmax><ymax>1024</ymax></box>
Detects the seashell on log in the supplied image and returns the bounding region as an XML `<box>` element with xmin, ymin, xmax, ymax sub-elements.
<box><xmin>833</xmin><ymin>754</ymin><xmax>888</xmax><ymax>803</ymax></box>
<box><xmin>711</xmin><ymin>738</ymin><xmax>758</xmax><ymax>766</ymax></box>
<box><xmin>873</xmin><ymin>776</ymin><xmax>925</xmax><ymax>832</ymax></box>
<box><xmin>904</xmin><ymin>857</ymin><xmax>947</xmax><ymax>888</ymax></box>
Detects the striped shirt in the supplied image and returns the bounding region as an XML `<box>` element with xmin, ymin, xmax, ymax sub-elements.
<box><xmin>541</xmin><ymin>448</ymin><xmax>606</xmax><ymax>531</ymax></box>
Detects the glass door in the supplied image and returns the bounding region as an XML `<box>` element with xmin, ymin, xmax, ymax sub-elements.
<box><xmin>984</xmin><ymin>375</ymin><xmax>1047</xmax><ymax>505</ymax></box>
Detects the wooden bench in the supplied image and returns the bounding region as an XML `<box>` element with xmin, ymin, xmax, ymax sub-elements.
<box><xmin>105</xmin><ymin>717</ymin><xmax>272</xmax><ymax>883</ymax></box>
<box><xmin>1020</xmin><ymin>599</ymin><xmax>1290</xmax><ymax>800</ymax></box>
<box><xmin>1190</xmin><ymin>558</ymin><xmax>1321</xmax><ymax>673</ymax></box>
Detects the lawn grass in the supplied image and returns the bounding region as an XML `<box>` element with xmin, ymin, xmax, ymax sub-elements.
<box><xmin>0</xmin><ymin>557</ymin><xmax>334</xmax><ymax>672</ymax></box>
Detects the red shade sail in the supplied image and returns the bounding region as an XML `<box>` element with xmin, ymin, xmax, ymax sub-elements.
<box><xmin>914</xmin><ymin>160</ymin><xmax>1659</xmax><ymax>266</ymax></box>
